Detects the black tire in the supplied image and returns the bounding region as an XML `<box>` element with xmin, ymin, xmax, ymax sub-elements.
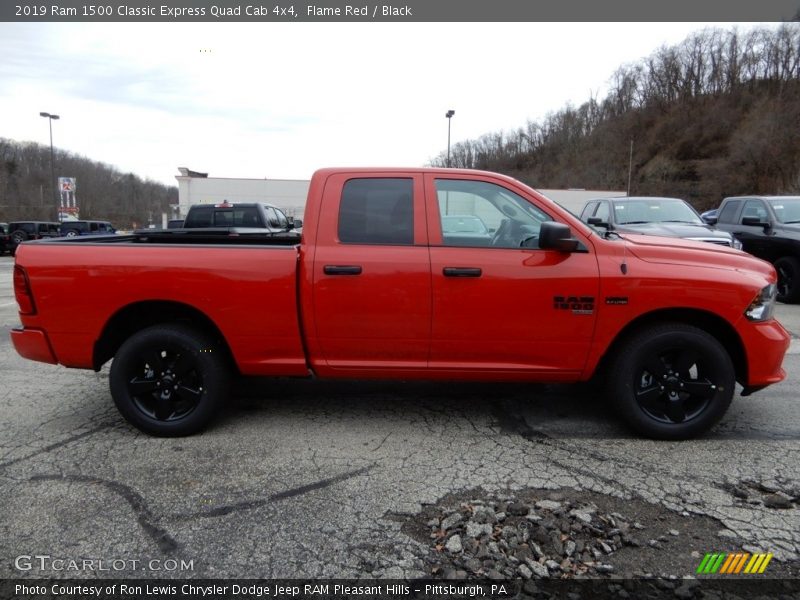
<box><xmin>109</xmin><ymin>325</ymin><xmax>229</xmax><ymax>436</ymax></box>
<box><xmin>774</xmin><ymin>256</ymin><xmax>800</xmax><ymax>304</ymax></box>
<box><xmin>64</xmin><ymin>229</ymin><xmax>79</xmax><ymax>237</ymax></box>
<box><xmin>11</xmin><ymin>230</ymin><xmax>27</xmax><ymax>245</ymax></box>
<box><xmin>607</xmin><ymin>323</ymin><xmax>735</xmax><ymax>440</ymax></box>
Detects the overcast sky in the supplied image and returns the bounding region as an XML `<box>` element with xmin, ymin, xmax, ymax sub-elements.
<box><xmin>0</xmin><ymin>22</ymin><xmax>779</xmax><ymax>187</ymax></box>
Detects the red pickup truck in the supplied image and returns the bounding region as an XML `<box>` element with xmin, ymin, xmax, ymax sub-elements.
<box><xmin>11</xmin><ymin>168</ymin><xmax>790</xmax><ymax>439</ymax></box>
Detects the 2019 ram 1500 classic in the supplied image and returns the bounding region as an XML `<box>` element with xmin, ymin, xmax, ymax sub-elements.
<box><xmin>11</xmin><ymin>168</ymin><xmax>790</xmax><ymax>439</ymax></box>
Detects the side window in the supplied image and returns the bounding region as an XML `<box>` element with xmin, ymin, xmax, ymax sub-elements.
<box><xmin>718</xmin><ymin>200</ymin><xmax>741</xmax><ymax>224</ymax></box>
<box><xmin>580</xmin><ymin>201</ymin><xmax>597</xmax><ymax>221</ymax></box>
<box><xmin>274</xmin><ymin>208</ymin><xmax>289</xmax><ymax>230</ymax></box>
<box><xmin>435</xmin><ymin>179</ymin><xmax>551</xmax><ymax>249</ymax></box>
<box><xmin>338</xmin><ymin>178</ymin><xmax>414</xmax><ymax>245</ymax></box>
<box><xmin>594</xmin><ymin>201</ymin><xmax>610</xmax><ymax>223</ymax></box>
<box><xmin>264</xmin><ymin>207</ymin><xmax>280</xmax><ymax>228</ymax></box>
<box><xmin>90</xmin><ymin>222</ymin><xmax>99</xmax><ymax>232</ymax></box>
<box><xmin>741</xmin><ymin>199</ymin><xmax>768</xmax><ymax>224</ymax></box>
<box><xmin>38</xmin><ymin>224</ymin><xmax>48</xmax><ymax>234</ymax></box>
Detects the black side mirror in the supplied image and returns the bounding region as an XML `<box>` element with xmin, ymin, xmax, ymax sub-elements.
<box><xmin>587</xmin><ymin>216</ymin><xmax>609</xmax><ymax>228</ymax></box>
<box><xmin>742</xmin><ymin>216</ymin><xmax>771</xmax><ymax>230</ymax></box>
<box><xmin>539</xmin><ymin>221</ymin><xmax>579</xmax><ymax>252</ymax></box>
<box><xmin>702</xmin><ymin>216</ymin><xmax>718</xmax><ymax>225</ymax></box>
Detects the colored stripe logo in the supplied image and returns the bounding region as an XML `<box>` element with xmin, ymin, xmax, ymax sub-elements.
<box><xmin>696</xmin><ymin>552</ymin><xmax>773</xmax><ymax>574</ymax></box>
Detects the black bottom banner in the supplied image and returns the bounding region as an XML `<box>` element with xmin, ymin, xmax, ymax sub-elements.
<box><xmin>3</xmin><ymin>579</ymin><xmax>799</xmax><ymax>600</ymax></box>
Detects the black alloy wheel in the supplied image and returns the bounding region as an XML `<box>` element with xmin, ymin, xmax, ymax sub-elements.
<box><xmin>609</xmin><ymin>323</ymin><xmax>735</xmax><ymax>439</ymax></box>
<box><xmin>775</xmin><ymin>256</ymin><xmax>800</xmax><ymax>303</ymax></box>
<box><xmin>110</xmin><ymin>325</ymin><xmax>229</xmax><ymax>436</ymax></box>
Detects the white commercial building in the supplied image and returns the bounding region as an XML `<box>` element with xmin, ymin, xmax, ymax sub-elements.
<box><xmin>174</xmin><ymin>167</ymin><xmax>622</xmax><ymax>220</ymax></box>
<box><xmin>175</xmin><ymin>168</ymin><xmax>309</xmax><ymax>219</ymax></box>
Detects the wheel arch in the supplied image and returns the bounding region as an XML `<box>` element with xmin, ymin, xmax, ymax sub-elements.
<box><xmin>595</xmin><ymin>308</ymin><xmax>747</xmax><ymax>386</ymax></box>
<box><xmin>93</xmin><ymin>300</ymin><xmax>237</xmax><ymax>373</ymax></box>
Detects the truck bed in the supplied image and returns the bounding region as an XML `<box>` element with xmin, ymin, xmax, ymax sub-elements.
<box><xmin>14</xmin><ymin>238</ymin><xmax>307</xmax><ymax>377</ymax></box>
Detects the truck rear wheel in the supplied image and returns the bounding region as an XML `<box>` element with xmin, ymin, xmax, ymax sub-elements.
<box><xmin>608</xmin><ymin>323</ymin><xmax>735</xmax><ymax>440</ymax></box>
<box><xmin>774</xmin><ymin>256</ymin><xmax>800</xmax><ymax>304</ymax></box>
<box><xmin>109</xmin><ymin>325</ymin><xmax>229</xmax><ymax>436</ymax></box>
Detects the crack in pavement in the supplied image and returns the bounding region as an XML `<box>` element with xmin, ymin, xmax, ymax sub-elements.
<box><xmin>28</xmin><ymin>473</ymin><xmax>179</xmax><ymax>554</ymax></box>
<box><xmin>0</xmin><ymin>423</ymin><xmax>112</xmax><ymax>470</ymax></box>
<box><xmin>172</xmin><ymin>465</ymin><xmax>374</xmax><ymax>520</ymax></box>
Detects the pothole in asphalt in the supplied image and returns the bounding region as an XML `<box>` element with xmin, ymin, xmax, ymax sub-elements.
<box><xmin>400</xmin><ymin>487</ymin><xmax>800</xmax><ymax>582</ymax></box>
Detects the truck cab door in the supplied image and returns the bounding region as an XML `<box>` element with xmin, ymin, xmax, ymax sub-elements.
<box><xmin>308</xmin><ymin>173</ymin><xmax>431</xmax><ymax>374</ymax></box>
<box><xmin>734</xmin><ymin>199</ymin><xmax>773</xmax><ymax>260</ymax></box>
<box><xmin>425</xmin><ymin>174</ymin><xmax>599</xmax><ymax>378</ymax></box>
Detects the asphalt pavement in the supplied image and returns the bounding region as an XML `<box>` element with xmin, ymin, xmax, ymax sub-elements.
<box><xmin>0</xmin><ymin>254</ymin><xmax>798</xmax><ymax>579</ymax></box>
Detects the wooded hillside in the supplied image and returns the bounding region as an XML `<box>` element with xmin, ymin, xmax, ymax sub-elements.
<box><xmin>432</xmin><ymin>25</ymin><xmax>800</xmax><ymax>211</ymax></box>
<box><xmin>0</xmin><ymin>139</ymin><xmax>177</xmax><ymax>227</ymax></box>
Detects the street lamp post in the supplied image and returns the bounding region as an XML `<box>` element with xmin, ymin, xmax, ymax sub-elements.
<box><xmin>445</xmin><ymin>109</ymin><xmax>455</xmax><ymax>167</ymax></box>
<box><xmin>39</xmin><ymin>111</ymin><xmax>60</xmax><ymax>221</ymax></box>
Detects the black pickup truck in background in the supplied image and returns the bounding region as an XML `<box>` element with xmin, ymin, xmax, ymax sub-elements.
<box><xmin>183</xmin><ymin>201</ymin><xmax>301</xmax><ymax>234</ymax></box>
<box><xmin>708</xmin><ymin>195</ymin><xmax>800</xmax><ymax>303</ymax></box>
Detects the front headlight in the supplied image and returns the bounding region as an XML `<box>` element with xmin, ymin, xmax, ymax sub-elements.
<box><xmin>745</xmin><ymin>283</ymin><xmax>777</xmax><ymax>321</ymax></box>
<box><xmin>732</xmin><ymin>238</ymin><xmax>743</xmax><ymax>250</ymax></box>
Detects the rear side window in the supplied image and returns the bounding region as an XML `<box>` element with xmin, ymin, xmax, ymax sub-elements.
<box><xmin>718</xmin><ymin>200</ymin><xmax>741</xmax><ymax>224</ymax></box>
<box><xmin>338</xmin><ymin>178</ymin><xmax>414</xmax><ymax>245</ymax></box>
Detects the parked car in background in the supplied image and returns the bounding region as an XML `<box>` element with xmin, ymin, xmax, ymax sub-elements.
<box><xmin>60</xmin><ymin>220</ymin><xmax>116</xmax><ymax>237</ymax></box>
<box><xmin>0</xmin><ymin>222</ymin><xmax>9</xmax><ymax>255</ymax></box>
<box><xmin>8</xmin><ymin>221</ymin><xmax>61</xmax><ymax>255</ymax></box>
<box><xmin>580</xmin><ymin>197</ymin><xmax>742</xmax><ymax>249</ymax></box>
<box><xmin>708</xmin><ymin>195</ymin><xmax>800</xmax><ymax>303</ymax></box>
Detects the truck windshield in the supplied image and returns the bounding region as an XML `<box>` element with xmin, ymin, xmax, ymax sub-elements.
<box><xmin>766</xmin><ymin>198</ymin><xmax>800</xmax><ymax>224</ymax></box>
<box><xmin>613</xmin><ymin>199</ymin><xmax>702</xmax><ymax>225</ymax></box>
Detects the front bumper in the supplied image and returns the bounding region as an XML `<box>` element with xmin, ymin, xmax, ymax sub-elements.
<box><xmin>10</xmin><ymin>327</ymin><xmax>58</xmax><ymax>365</ymax></box>
<box><xmin>739</xmin><ymin>319</ymin><xmax>790</xmax><ymax>389</ymax></box>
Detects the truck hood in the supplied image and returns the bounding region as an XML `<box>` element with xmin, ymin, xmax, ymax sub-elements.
<box><xmin>616</xmin><ymin>222</ymin><xmax>731</xmax><ymax>241</ymax></box>
<box><xmin>620</xmin><ymin>233</ymin><xmax>775</xmax><ymax>279</ymax></box>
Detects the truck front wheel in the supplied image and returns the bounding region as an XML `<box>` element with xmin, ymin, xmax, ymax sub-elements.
<box><xmin>109</xmin><ymin>325</ymin><xmax>229</xmax><ymax>436</ymax></box>
<box><xmin>774</xmin><ymin>256</ymin><xmax>800</xmax><ymax>304</ymax></box>
<box><xmin>608</xmin><ymin>324</ymin><xmax>735</xmax><ymax>440</ymax></box>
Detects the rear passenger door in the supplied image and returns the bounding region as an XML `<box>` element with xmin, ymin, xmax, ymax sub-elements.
<box><xmin>310</xmin><ymin>173</ymin><xmax>431</xmax><ymax>372</ymax></box>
